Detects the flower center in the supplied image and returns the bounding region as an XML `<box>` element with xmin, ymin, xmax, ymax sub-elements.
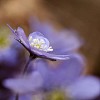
<box><xmin>28</xmin><ymin>36</ymin><xmax>53</xmax><ymax>52</ymax></box>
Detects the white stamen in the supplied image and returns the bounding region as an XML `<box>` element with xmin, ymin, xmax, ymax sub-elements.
<box><xmin>29</xmin><ymin>36</ymin><xmax>33</xmax><ymax>42</ymax></box>
<box><xmin>28</xmin><ymin>36</ymin><xmax>53</xmax><ymax>52</ymax></box>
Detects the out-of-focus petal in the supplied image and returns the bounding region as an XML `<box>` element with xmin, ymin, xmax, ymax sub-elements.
<box><xmin>3</xmin><ymin>71</ymin><xmax>43</xmax><ymax>94</ymax></box>
<box><xmin>34</xmin><ymin>53</ymin><xmax>84</xmax><ymax>90</ymax></box>
<box><xmin>51</xmin><ymin>30</ymin><xmax>83</xmax><ymax>54</ymax></box>
<box><xmin>0</xmin><ymin>40</ymin><xmax>23</xmax><ymax>67</ymax></box>
<box><xmin>66</xmin><ymin>76</ymin><xmax>100</xmax><ymax>100</ymax></box>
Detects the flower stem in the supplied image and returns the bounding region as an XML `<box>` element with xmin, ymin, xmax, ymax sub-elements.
<box><xmin>15</xmin><ymin>54</ymin><xmax>36</xmax><ymax>100</ymax></box>
<box><xmin>15</xmin><ymin>94</ymin><xmax>19</xmax><ymax>100</ymax></box>
<box><xmin>22</xmin><ymin>56</ymin><xmax>33</xmax><ymax>74</ymax></box>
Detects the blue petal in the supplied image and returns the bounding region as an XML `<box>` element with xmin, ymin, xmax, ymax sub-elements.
<box><xmin>7</xmin><ymin>24</ymin><xmax>30</xmax><ymax>49</ymax></box>
<box><xmin>28</xmin><ymin>31</ymin><xmax>44</xmax><ymax>39</ymax></box>
<box><xmin>16</xmin><ymin>27</ymin><xmax>30</xmax><ymax>48</ymax></box>
<box><xmin>0</xmin><ymin>40</ymin><xmax>23</xmax><ymax>67</ymax></box>
<box><xmin>31</xmin><ymin>47</ymin><xmax>69</xmax><ymax>60</ymax></box>
<box><xmin>3</xmin><ymin>71</ymin><xmax>43</xmax><ymax>94</ymax></box>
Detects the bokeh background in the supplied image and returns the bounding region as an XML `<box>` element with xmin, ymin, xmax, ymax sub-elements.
<box><xmin>0</xmin><ymin>0</ymin><xmax>100</xmax><ymax>100</ymax></box>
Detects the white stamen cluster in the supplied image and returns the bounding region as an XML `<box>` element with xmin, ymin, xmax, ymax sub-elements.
<box><xmin>29</xmin><ymin>36</ymin><xmax>53</xmax><ymax>52</ymax></box>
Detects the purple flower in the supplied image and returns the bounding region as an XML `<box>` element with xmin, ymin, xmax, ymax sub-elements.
<box><xmin>0</xmin><ymin>29</ymin><xmax>26</xmax><ymax>99</ymax></box>
<box><xmin>38</xmin><ymin>59</ymin><xmax>100</xmax><ymax>100</ymax></box>
<box><xmin>3</xmin><ymin>53</ymin><xmax>85</xmax><ymax>99</ymax></box>
<box><xmin>0</xmin><ymin>41</ymin><xmax>23</xmax><ymax>67</ymax></box>
<box><xmin>0</xmin><ymin>41</ymin><xmax>25</xmax><ymax>86</ymax></box>
<box><xmin>66</xmin><ymin>76</ymin><xmax>100</xmax><ymax>100</ymax></box>
<box><xmin>5</xmin><ymin>18</ymin><xmax>84</xmax><ymax>99</ymax></box>
<box><xmin>7</xmin><ymin>24</ymin><xmax>70</xmax><ymax>61</ymax></box>
<box><xmin>28</xmin><ymin>17</ymin><xmax>85</xmax><ymax>90</ymax></box>
<box><xmin>34</xmin><ymin>53</ymin><xmax>85</xmax><ymax>90</ymax></box>
<box><xmin>0</xmin><ymin>26</ymin><xmax>23</xmax><ymax>67</ymax></box>
<box><xmin>3</xmin><ymin>71</ymin><xmax>43</xmax><ymax>94</ymax></box>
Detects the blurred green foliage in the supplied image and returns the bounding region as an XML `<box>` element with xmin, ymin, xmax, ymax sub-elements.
<box><xmin>0</xmin><ymin>26</ymin><xmax>11</xmax><ymax>48</ymax></box>
<box><xmin>45</xmin><ymin>90</ymin><xmax>70</xmax><ymax>100</ymax></box>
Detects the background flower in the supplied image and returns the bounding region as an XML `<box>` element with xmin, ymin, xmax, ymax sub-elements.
<box><xmin>34</xmin><ymin>53</ymin><xmax>84</xmax><ymax>91</ymax></box>
<box><xmin>3</xmin><ymin>53</ymin><xmax>85</xmax><ymax>100</ymax></box>
<box><xmin>3</xmin><ymin>71</ymin><xmax>43</xmax><ymax>94</ymax></box>
<box><xmin>66</xmin><ymin>76</ymin><xmax>100</xmax><ymax>100</ymax></box>
<box><xmin>0</xmin><ymin>26</ymin><xmax>26</xmax><ymax>100</ymax></box>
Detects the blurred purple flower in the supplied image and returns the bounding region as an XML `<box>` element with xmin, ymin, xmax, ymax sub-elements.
<box><xmin>0</xmin><ymin>38</ymin><xmax>25</xmax><ymax>99</ymax></box>
<box><xmin>0</xmin><ymin>26</ymin><xmax>24</xmax><ymax>67</ymax></box>
<box><xmin>3</xmin><ymin>71</ymin><xmax>43</xmax><ymax>94</ymax></box>
<box><xmin>7</xmin><ymin>24</ymin><xmax>70</xmax><ymax>61</ymax></box>
<box><xmin>4</xmin><ymin>18</ymin><xmax>85</xmax><ymax>99</ymax></box>
<box><xmin>0</xmin><ymin>41</ymin><xmax>23</xmax><ymax>67</ymax></box>
<box><xmin>34</xmin><ymin>53</ymin><xmax>85</xmax><ymax>90</ymax></box>
<box><xmin>66</xmin><ymin>76</ymin><xmax>100</xmax><ymax>100</ymax></box>
<box><xmin>28</xmin><ymin>17</ymin><xmax>85</xmax><ymax>90</ymax></box>
<box><xmin>0</xmin><ymin>40</ymin><xmax>26</xmax><ymax>81</ymax></box>
<box><xmin>34</xmin><ymin>57</ymin><xmax>100</xmax><ymax>100</ymax></box>
<box><xmin>3</xmin><ymin>53</ymin><xmax>85</xmax><ymax>99</ymax></box>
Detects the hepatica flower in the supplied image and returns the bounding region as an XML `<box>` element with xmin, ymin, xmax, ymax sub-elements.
<box><xmin>3</xmin><ymin>53</ymin><xmax>85</xmax><ymax>98</ymax></box>
<box><xmin>34</xmin><ymin>53</ymin><xmax>85</xmax><ymax>90</ymax></box>
<box><xmin>66</xmin><ymin>76</ymin><xmax>100</xmax><ymax>100</ymax></box>
<box><xmin>3</xmin><ymin>71</ymin><xmax>43</xmax><ymax>94</ymax></box>
<box><xmin>7</xmin><ymin>24</ymin><xmax>69</xmax><ymax>61</ymax></box>
<box><xmin>28</xmin><ymin>32</ymin><xmax>53</xmax><ymax>52</ymax></box>
<box><xmin>5</xmin><ymin>18</ymin><xmax>84</xmax><ymax>99</ymax></box>
<box><xmin>0</xmin><ymin>26</ymin><xmax>25</xmax><ymax>100</ymax></box>
<box><xmin>31</xmin><ymin>56</ymin><xmax>99</xmax><ymax>100</ymax></box>
<box><xmin>0</xmin><ymin>26</ymin><xmax>24</xmax><ymax>67</ymax></box>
